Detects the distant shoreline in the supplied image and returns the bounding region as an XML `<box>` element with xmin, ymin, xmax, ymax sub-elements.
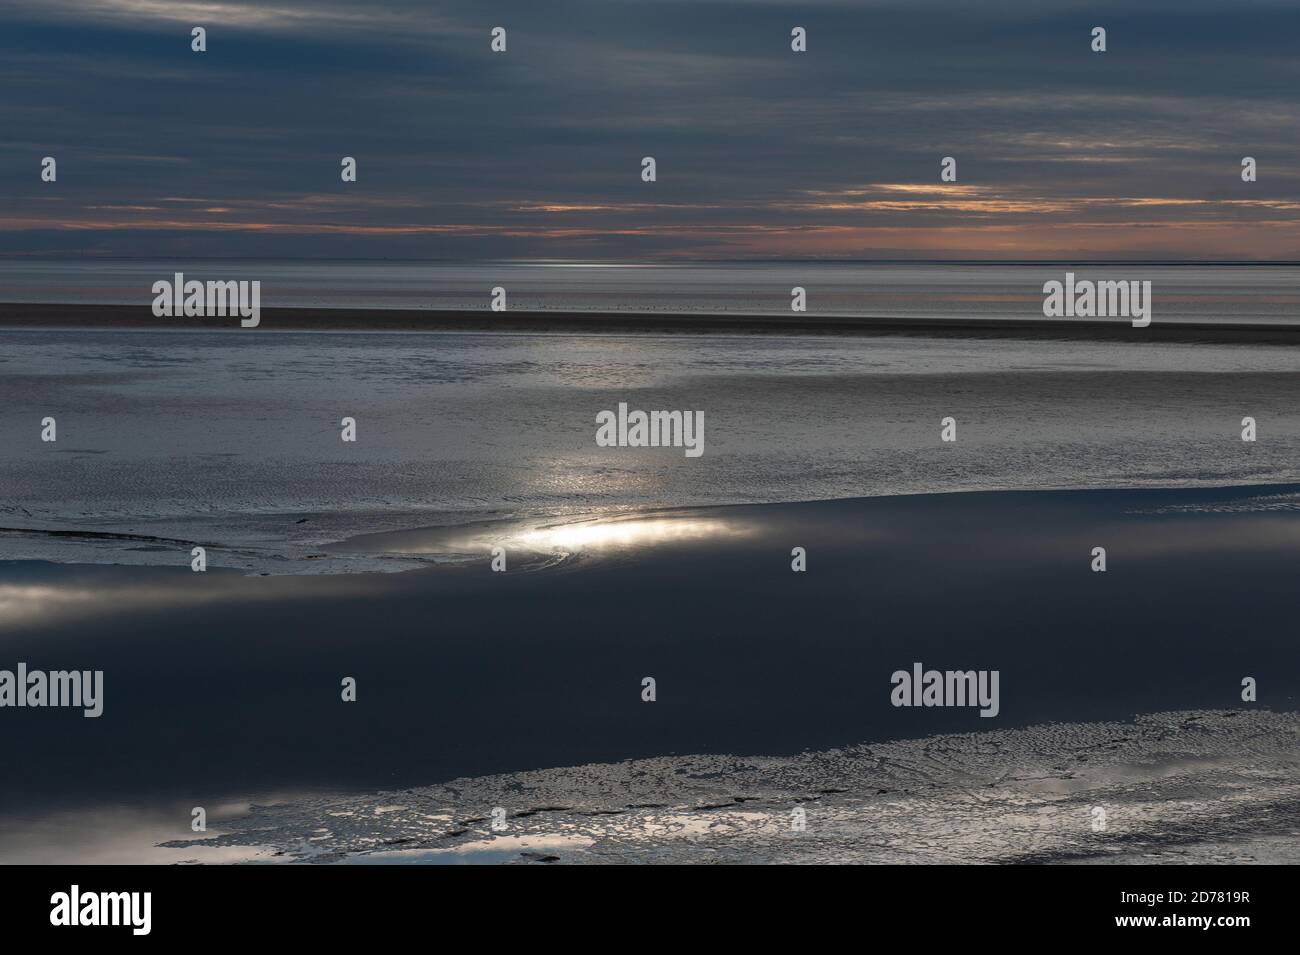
<box><xmin>4</xmin><ymin>301</ymin><xmax>1300</xmax><ymax>342</ymax></box>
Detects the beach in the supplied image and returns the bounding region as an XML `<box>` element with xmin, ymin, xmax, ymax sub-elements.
<box><xmin>165</xmin><ymin>708</ymin><xmax>1300</xmax><ymax>865</ymax></box>
<box><xmin>2</xmin><ymin>289</ymin><xmax>1299</xmax><ymax>862</ymax></box>
<box><xmin>2</xmin><ymin>481</ymin><xmax>1299</xmax><ymax>862</ymax></box>
<box><xmin>4</xmin><ymin>0</ymin><xmax>1298</xmax><ymax>897</ymax></box>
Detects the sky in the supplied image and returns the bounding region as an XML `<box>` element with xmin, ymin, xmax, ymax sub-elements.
<box><xmin>2</xmin><ymin>0</ymin><xmax>1300</xmax><ymax>261</ymax></box>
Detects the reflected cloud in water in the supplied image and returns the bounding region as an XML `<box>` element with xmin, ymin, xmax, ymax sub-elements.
<box><xmin>0</xmin><ymin>799</ymin><xmax>292</xmax><ymax>864</ymax></box>
<box><xmin>0</xmin><ymin>570</ymin><xmax>386</xmax><ymax>633</ymax></box>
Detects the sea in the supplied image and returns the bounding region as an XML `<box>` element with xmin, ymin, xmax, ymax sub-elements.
<box><xmin>2</xmin><ymin>261</ymin><xmax>1299</xmax><ymax>571</ymax></box>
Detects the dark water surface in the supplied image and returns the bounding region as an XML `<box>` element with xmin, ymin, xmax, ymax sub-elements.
<box><xmin>2</xmin><ymin>484</ymin><xmax>1297</xmax><ymax>855</ymax></box>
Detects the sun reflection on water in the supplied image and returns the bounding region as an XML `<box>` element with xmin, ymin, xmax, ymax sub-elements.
<box><xmin>510</xmin><ymin>515</ymin><xmax>753</xmax><ymax>554</ymax></box>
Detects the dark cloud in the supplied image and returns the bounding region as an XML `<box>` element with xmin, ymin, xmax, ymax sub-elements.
<box><xmin>3</xmin><ymin>0</ymin><xmax>1299</xmax><ymax>259</ymax></box>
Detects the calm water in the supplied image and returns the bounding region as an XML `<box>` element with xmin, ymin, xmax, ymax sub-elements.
<box><xmin>4</xmin><ymin>260</ymin><xmax>1300</xmax><ymax>324</ymax></box>
<box><xmin>1</xmin><ymin>328</ymin><xmax>1299</xmax><ymax>570</ymax></box>
<box><xmin>3</xmin><ymin>264</ymin><xmax>1299</xmax><ymax>860</ymax></box>
<box><xmin>2</xmin><ymin>485</ymin><xmax>1298</xmax><ymax>860</ymax></box>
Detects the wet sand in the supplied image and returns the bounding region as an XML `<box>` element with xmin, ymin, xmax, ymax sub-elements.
<box><xmin>162</xmin><ymin>709</ymin><xmax>1300</xmax><ymax>864</ymax></box>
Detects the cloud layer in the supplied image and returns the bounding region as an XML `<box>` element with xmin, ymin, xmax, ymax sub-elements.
<box><xmin>3</xmin><ymin>0</ymin><xmax>1299</xmax><ymax>259</ymax></box>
